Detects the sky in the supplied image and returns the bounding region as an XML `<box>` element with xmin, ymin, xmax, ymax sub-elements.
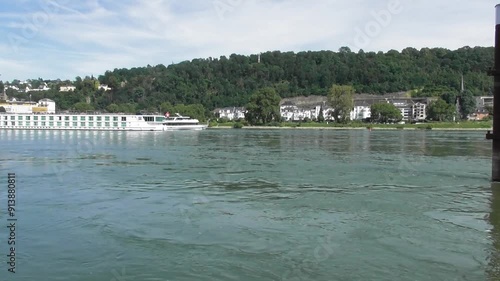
<box><xmin>0</xmin><ymin>0</ymin><xmax>495</xmax><ymax>82</ymax></box>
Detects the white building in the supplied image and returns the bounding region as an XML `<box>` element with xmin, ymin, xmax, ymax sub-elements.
<box><xmin>0</xmin><ymin>98</ymin><xmax>56</xmax><ymax>114</ymax></box>
<box><xmin>411</xmin><ymin>102</ymin><xmax>427</xmax><ymax>121</ymax></box>
<box><xmin>37</xmin><ymin>99</ymin><xmax>56</xmax><ymax>113</ymax></box>
<box><xmin>214</xmin><ymin>107</ymin><xmax>246</xmax><ymax>120</ymax></box>
<box><xmin>29</xmin><ymin>83</ymin><xmax>50</xmax><ymax>92</ymax></box>
<box><xmin>280</xmin><ymin>103</ymin><xmax>322</xmax><ymax>121</ymax></box>
<box><xmin>476</xmin><ymin>96</ymin><xmax>493</xmax><ymax>110</ymax></box>
<box><xmin>350</xmin><ymin>100</ymin><xmax>373</xmax><ymax>121</ymax></box>
<box><xmin>60</xmin><ymin>86</ymin><xmax>76</xmax><ymax>92</ymax></box>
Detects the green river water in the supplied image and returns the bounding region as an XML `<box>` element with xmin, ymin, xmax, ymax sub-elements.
<box><xmin>0</xmin><ymin>129</ymin><xmax>497</xmax><ymax>281</ymax></box>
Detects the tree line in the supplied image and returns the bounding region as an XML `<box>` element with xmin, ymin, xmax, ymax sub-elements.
<box><xmin>2</xmin><ymin>46</ymin><xmax>493</xmax><ymax>118</ymax></box>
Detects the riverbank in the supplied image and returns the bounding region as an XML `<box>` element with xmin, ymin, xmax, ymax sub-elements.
<box><xmin>209</xmin><ymin>126</ymin><xmax>490</xmax><ymax>131</ymax></box>
<box><xmin>208</xmin><ymin>121</ymin><xmax>493</xmax><ymax>131</ymax></box>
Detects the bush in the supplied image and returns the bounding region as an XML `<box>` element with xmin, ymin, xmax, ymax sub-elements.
<box><xmin>267</xmin><ymin>121</ymin><xmax>281</xmax><ymax>127</ymax></box>
<box><xmin>233</xmin><ymin>122</ymin><xmax>243</xmax><ymax>129</ymax></box>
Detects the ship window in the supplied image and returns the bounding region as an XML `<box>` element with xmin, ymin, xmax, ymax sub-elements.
<box><xmin>34</xmin><ymin>122</ymin><xmax>38</xmax><ymax>126</ymax></box>
<box><xmin>97</xmin><ymin>122</ymin><xmax>102</xmax><ymax>127</ymax></box>
<box><xmin>41</xmin><ymin>122</ymin><xmax>46</xmax><ymax>126</ymax></box>
<box><xmin>113</xmin><ymin>117</ymin><xmax>118</xmax><ymax>121</ymax></box>
<box><xmin>97</xmin><ymin>116</ymin><xmax>102</xmax><ymax>121</ymax></box>
<box><xmin>80</xmin><ymin>122</ymin><xmax>85</xmax><ymax>126</ymax></box>
<box><xmin>121</xmin><ymin>117</ymin><xmax>126</xmax><ymax>121</ymax></box>
<box><xmin>73</xmin><ymin>122</ymin><xmax>77</xmax><ymax>126</ymax></box>
<box><xmin>113</xmin><ymin>122</ymin><xmax>118</xmax><ymax>127</ymax></box>
<box><xmin>57</xmin><ymin>116</ymin><xmax>61</xmax><ymax>121</ymax></box>
<box><xmin>41</xmin><ymin>116</ymin><xmax>46</xmax><ymax>121</ymax></box>
<box><xmin>25</xmin><ymin>122</ymin><xmax>30</xmax><ymax>126</ymax></box>
<box><xmin>10</xmin><ymin>116</ymin><xmax>15</xmax><ymax>120</ymax></box>
<box><xmin>80</xmin><ymin>116</ymin><xmax>85</xmax><ymax>121</ymax></box>
<box><xmin>155</xmin><ymin>117</ymin><xmax>165</xmax><ymax>122</ymax></box>
<box><xmin>57</xmin><ymin>122</ymin><xmax>62</xmax><ymax>126</ymax></box>
<box><xmin>34</xmin><ymin>116</ymin><xmax>38</xmax><ymax>120</ymax></box>
<box><xmin>18</xmin><ymin>116</ymin><xmax>23</xmax><ymax>120</ymax></box>
<box><xmin>65</xmin><ymin>122</ymin><xmax>69</xmax><ymax>126</ymax></box>
<box><xmin>89</xmin><ymin>122</ymin><xmax>94</xmax><ymax>127</ymax></box>
<box><xmin>105</xmin><ymin>116</ymin><xmax>110</xmax><ymax>121</ymax></box>
<box><xmin>72</xmin><ymin>116</ymin><xmax>77</xmax><ymax>121</ymax></box>
<box><xmin>11</xmin><ymin>122</ymin><xmax>15</xmax><ymax>126</ymax></box>
<box><xmin>65</xmin><ymin>116</ymin><xmax>69</xmax><ymax>121</ymax></box>
<box><xmin>3</xmin><ymin>121</ymin><xmax>7</xmax><ymax>125</ymax></box>
<box><xmin>89</xmin><ymin>116</ymin><xmax>94</xmax><ymax>121</ymax></box>
<box><xmin>49</xmin><ymin>122</ymin><xmax>54</xmax><ymax>126</ymax></box>
<box><xmin>105</xmin><ymin>122</ymin><xmax>110</xmax><ymax>127</ymax></box>
<box><xmin>18</xmin><ymin>122</ymin><xmax>22</xmax><ymax>126</ymax></box>
<box><xmin>121</xmin><ymin>122</ymin><xmax>126</xmax><ymax>127</ymax></box>
<box><xmin>26</xmin><ymin>116</ymin><xmax>30</xmax><ymax>120</ymax></box>
<box><xmin>144</xmin><ymin>117</ymin><xmax>154</xmax><ymax>122</ymax></box>
<box><xmin>49</xmin><ymin>116</ymin><xmax>54</xmax><ymax>121</ymax></box>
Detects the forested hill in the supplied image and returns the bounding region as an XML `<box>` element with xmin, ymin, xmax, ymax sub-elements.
<box><xmin>97</xmin><ymin>46</ymin><xmax>492</xmax><ymax>110</ymax></box>
<box><xmin>6</xmin><ymin>46</ymin><xmax>493</xmax><ymax>113</ymax></box>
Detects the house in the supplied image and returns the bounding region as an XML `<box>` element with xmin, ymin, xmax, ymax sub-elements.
<box><xmin>468</xmin><ymin>111</ymin><xmax>490</xmax><ymax>121</ymax></box>
<box><xmin>214</xmin><ymin>107</ymin><xmax>246</xmax><ymax>120</ymax></box>
<box><xmin>411</xmin><ymin>102</ymin><xmax>427</xmax><ymax>121</ymax></box>
<box><xmin>59</xmin><ymin>86</ymin><xmax>76</xmax><ymax>92</ymax></box>
<box><xmin>476</xmin><ymin>96</ymin><xmax>493</xmax><ymax>111</ymax></box>
<box><xmin>350</xmin><ymin>99</ymin><xmax>377</xmax><ymax>121</ymax></box>
<box><xmin>30</xmin><ymin>83</ymin><xmax>50</xmax><ymax>92</ymax></box>
<box><xmin>279</xmin><ymin>103</ymin><xmax>322</xmax><ymax>121</ymax></box>
<box><xmin>385</xmin><ymin>98</ymin><xmax>431</xmax><ymax>122</ymax></box>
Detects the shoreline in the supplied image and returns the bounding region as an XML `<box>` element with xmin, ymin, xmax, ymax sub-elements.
<box><xmin>208</xmin><ymin>126</ymin><xmax>491</xmax><ymax>131</ymax></box>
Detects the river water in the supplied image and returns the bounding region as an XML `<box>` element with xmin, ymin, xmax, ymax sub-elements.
<box><xmin>0</xmin><ymin>129</ymin><xmax>497</xmax><ymax>280</ymax></box>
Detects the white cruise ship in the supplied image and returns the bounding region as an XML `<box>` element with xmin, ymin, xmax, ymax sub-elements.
<box><xmin>0</xmin><ymin>113</ymin><xmax>211</xmax><ymax>131</ymax></box>
<box><xmin>0</xmin><ymin>113</ymin><xmax>166</xmax><ymax>131</ymax></box>
<box><xmin>0</xmin><ymin>98</ymin><xmax>208</xmax><ymax>131</ymax></box>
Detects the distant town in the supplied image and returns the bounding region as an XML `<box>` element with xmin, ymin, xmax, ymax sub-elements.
<box><xmin>1</xmin><ymin>89</ymin><xmax>492</xmax><ymax>124</ymax></box>
<box><xmin>214</xmin><ymin>93</ymin><xmax>492</xmax><ymax>123</ymax></box>
<box><xmin>0</xmin><ymin>75</ymin><xmax>493</xmax><ymax>125</ymax></box>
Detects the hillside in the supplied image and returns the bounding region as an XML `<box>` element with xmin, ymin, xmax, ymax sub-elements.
<box><xmin>5</xmin><ymin>46</ymin><xmax>494</xmax><ymax>113</ymax></box>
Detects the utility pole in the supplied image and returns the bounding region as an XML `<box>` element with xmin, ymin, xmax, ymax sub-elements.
<box><xmin>487</xmin><ymin>4</ymin><xmax>500</xmax><ymax>181</ymax></box>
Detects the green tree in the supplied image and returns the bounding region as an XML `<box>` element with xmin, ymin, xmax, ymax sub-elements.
<box><xmin>118</xmin><ymin>103</ymin><xmax>138</xmax><ymax>113</ymax></box>
<box><xmin>441</xmin><ymin>91</ymin><xmax>458</xmax><ymax>105</ymax></box>
<box><xmin>370</xmin><ymin>102</ymin><xmax>402</xmax><ymax>123</ymax></box>
<box><xmin>486</xmin><ymin>105</ymin><xmax>494</xmax><ymax>116</ymax></box>
<box><xmin>73</xmin><ymin>102</ymin><xmax>95</xmax><ymax>112</ymax></box>
<box><xmin>427</xmin><ymin>98</ymin><xmax>456</xmax><ymax>121</ymax></box>
<box><xmin>0</xmin><ymin>81</ymin><xmax>4</xmax><ymax>93</ymax></box>
<box><xmin>327</xmin><ymin>85</ymin><xmax>354</xmax><ymax>123</ymax></box>
<box><xmin>172</xmin><ymin>103</ymin><xmax>207</xmax><ymax>121</ymax></box>
<box><xmin>245</xmin><ymin>87</ymin><xmax>281</xmax><ymax>125</ymax></box>
<box><xmin>0</xmin><ymin>106</ymin><xmax>5</xmax><ymax>112</ymax></box>
<box><xmin>459</xmin><ymin>90</ymin><xmax>477</xmax><ymax>119</ymax></box>
<box><xmin>317</xmin><ymin>106</ymin><xmax>325</xmax><ymax>123</ymax></box>
<box><xmin>160</xmin><ymin>102</ymin><xmax>174</xmax><ymax>114</ymax></box>
<box><xmin>106</xmin><ymin>103</ymin><xmax>120</xmax><ymax>113</ymax></box>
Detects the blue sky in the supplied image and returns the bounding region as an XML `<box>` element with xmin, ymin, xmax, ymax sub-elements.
<box><xmin>0</xmin><ymin>0</ymin><xmax>494</xmax><ymax>81</ymax></box>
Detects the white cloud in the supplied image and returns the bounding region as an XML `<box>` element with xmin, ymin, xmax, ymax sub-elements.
<box><xmin>0</xmin><ymin>0</ymin><xmax>494</xmax><ymax>81</ymax></box>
